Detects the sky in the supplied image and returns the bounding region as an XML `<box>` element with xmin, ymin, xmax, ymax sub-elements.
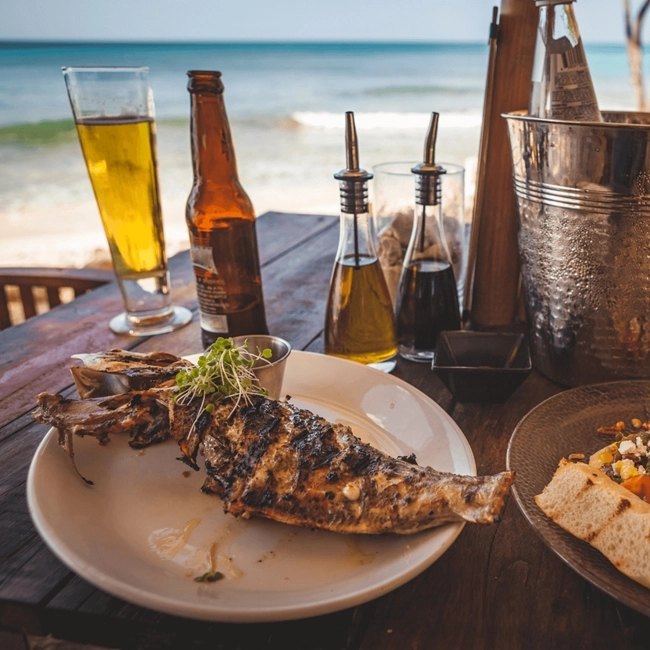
<box><xmin>0</xmin><ymin>0</ymin><xmax>637</xmax><ymax>44</ymax></box>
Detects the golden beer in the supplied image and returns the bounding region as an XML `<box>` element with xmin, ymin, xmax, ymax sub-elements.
<box><xmin>75</xmin><ymin>117</ymin><xmax>166</xmax><ymax>277</ymax></box>
<box><xmin>63</xmin><ymin>66</ymin><xmax>191</xmax><ymax>335</ymax></box>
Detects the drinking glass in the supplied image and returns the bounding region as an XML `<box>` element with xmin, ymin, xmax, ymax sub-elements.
<box><xmin>62</xmin><ymin>66</ymin><xmax>192</xmax><ymax>336</ymax></box>
<box><xmin>372</xmin><ymin>161</ymin><xmax>467</xmax><ymax>309</ymax></box>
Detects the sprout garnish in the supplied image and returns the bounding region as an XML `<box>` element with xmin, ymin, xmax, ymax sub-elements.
<box><xmin>174</xmin><ymin>337</ymin><xmax>272</xmax><ymax>419</ymax></box>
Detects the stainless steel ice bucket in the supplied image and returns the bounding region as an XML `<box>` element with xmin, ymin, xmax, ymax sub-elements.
<box><xmin>505</xmin><ymin>110</ymin><xmax>650</xmax><ymax>386</ymax></box>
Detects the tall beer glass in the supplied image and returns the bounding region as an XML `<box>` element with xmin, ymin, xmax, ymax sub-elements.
<box><xmin>62</xmin><ymin>67</ymin><xmax>192</xmax><ymax>336</ymax></box>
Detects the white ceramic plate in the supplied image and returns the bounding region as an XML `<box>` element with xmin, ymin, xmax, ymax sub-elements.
<box><xmin>28</xmin><ymin>351</ymin><xmax>475</xmax><ymax>622</ymax></box>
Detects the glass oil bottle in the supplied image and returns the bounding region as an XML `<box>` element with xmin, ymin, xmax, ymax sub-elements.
<box><xmin>324</xmin><ymin>112</ymin><xmax>397</xmax><ymax>372</ymax></box>
<box><xmin>395</xmin><ymin>112</ymin><xmax>460</xmax><ymax>362</ymax></box>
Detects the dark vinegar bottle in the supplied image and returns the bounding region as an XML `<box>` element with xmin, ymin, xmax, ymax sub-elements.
<box><xmin>186</xmin><ymin>71</ymin><xmax>268</xmax><ymax>349</ymax></box>
<box><xmin>394</xmin><ymin>113</ymin><xmax>460</xmax><ymax>362</ymax></box>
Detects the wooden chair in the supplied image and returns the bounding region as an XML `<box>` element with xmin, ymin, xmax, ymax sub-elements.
<box><xmin>0</xmin><ymin>267</ymin><xmax>115</xmax><ymax>330</ymax></box>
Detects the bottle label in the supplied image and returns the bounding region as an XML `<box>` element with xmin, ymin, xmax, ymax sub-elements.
<box><xmin>190</xmin><ymin>244</ymin><xmax>218</xmax><ymax>274</ymax></box>
<box><xmin>188</xmin><ymin>222</ymin><xmax>268</xmax><ymax>337</ymax></box>
<box><xmin>189</xmin><ymin>240</ymin><xmax>229</xmax><ymax>333</ymax></box>
<box><xmin>547</xmin><ymin>44</ymin><xmax>600</xmax><ymax>121</ymax></box>
<box><xmin>200</xmin><ymin>313</ymin><xmax>229</xmax><ymax>334</ymax></box>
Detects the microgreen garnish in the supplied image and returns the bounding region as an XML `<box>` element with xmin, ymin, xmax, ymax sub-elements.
<box><xmin>194</xmin><ymin>570</ymin><xmax>224</xmax><ymax>583</ymax></box>
<box><xmin>174</xmin><ymin>337</ymin><xmax>272</xmax><ymax>418</ymax></box>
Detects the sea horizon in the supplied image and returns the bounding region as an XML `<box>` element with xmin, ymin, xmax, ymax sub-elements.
<box><xmin>0</xmin><ymin>38</ymin><xmax>629</xmax><ymax>45</ymax></box>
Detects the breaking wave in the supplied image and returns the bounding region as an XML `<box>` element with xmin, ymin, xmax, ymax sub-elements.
<box><xmin>289</xmin><ymin>111</ymin><xmax>482</xmax><ymax>130</ymax></box>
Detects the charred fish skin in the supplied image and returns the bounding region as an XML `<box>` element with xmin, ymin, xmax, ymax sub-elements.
<box><xmin>180</xmin><ymin>395</ymin><xmax>514</xmax><ymax>534</ymax></box>
<box><xmin>72</xmin><ymin>349</ymin><xmax>190</xmax><ymax>371</ymax></box>
<box><xmin>70</xmin><ymin>349</ymin><xmax>193</xmax><ymax>399</ymax></box>
<box><xmin>33</xmin><ymin>390</ymin><xmax>172</xmax><ymax>448</ymax></box>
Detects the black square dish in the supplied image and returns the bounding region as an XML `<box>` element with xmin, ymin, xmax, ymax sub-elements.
<box><xmin>432</xmin><ymin>332</ymin><xmax>532</xmax><ymax>402</ymax></box>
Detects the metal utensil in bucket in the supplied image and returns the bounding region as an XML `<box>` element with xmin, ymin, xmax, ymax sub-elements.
<box><xmin>504</xmin><ymin>110</ymin><xmax>650</xmax><ymax>387</ymax></box>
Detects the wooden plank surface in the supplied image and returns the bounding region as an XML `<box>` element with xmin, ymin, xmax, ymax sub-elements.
<box><xmin>2</xmin><ymin>212</ymin><xmax>650</xmax><ymax>649</ymax></box>
<box><xmin>356</xmin><ymin>373</ymin><xmax>650</xmax><ymax>650</ymax></box>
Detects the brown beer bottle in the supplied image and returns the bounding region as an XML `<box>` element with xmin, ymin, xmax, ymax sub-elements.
<box><xmin>186</xmin><ymin>70</ymin><xmax>268</xmax><ymax>349</ymax></box>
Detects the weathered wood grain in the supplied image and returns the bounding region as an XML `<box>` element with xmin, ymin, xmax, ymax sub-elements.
<box><xmin>255</xmin><ymin>212</ymin><xmax>337</xmax><ymax>266</ymax></box>
<box><xmin>0</xmin><ymin>539</ymin><xmax>70</xmax><ymax>607</ymax></box>
<box><xmin>0</xmin><ymin>511</ymin><xmax>34</xmax><ymax>560</ymax></box>
<box><xmin>356</xmin><ymin>373</ymin><xmax>650</xmax><ymax>650</ymax></box>
<box><xmin>0</xmin><ymin>422</ymin><xmax>47</xmax><ymax>508</ymax></box>
<box><xmin>32</xmin><ymin>605</ymin><xmax>358</xmax><ymax>650</ymax></box>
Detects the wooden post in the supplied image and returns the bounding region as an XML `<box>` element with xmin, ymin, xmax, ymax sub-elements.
<box><xmin>469</xmin><ymin>0</ymin><xmax>538</xmax><ymax>329</ymax></box>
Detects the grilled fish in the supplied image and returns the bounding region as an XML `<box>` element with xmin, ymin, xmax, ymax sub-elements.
<box><xmin>171</xmin><ymin>394</ymin><xmax>514</xmax><ymax>533</ymax></box>
<box><xmin>34</xmin><ymin>384</ymin><xmax>514</xmax><ymax>533</ymax></box>
<box><xmin>38</xmin><ymin>349</ymin><xmax>189</xmax><ymax>482</ymax></box>
<box><xmin>34</xmin><ymin>390</ymin><xmax>171</xmax><ymax>484</ymax></box>
<box><xmin>70</xmin><ymin>349</ymin><xmax>192</xmax><ymax>399</ymax></box>
<box><xmin>35</xmin><ymin>390</ymin><xmax>171</xmax><ymax>448</ymax></box>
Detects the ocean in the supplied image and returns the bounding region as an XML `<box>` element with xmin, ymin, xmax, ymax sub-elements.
<box><xmin>0</xmin><ymin>41</ymin><xmax>636</xmax><ymax>267</ymax></box>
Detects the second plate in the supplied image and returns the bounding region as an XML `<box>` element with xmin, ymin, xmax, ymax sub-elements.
<box><xmin>507</xmin><ymin>380</ymin><xmax>650</xmax><ymax>616</ymax></box>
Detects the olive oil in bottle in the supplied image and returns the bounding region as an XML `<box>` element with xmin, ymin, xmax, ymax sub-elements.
<box><xmin>326</xmin><ymin>255</ymin><xmax>397</xmax><ymax>366</ymax></box>
<box><xmin>324</xmin><ymin>112</ymin><xmax>397</xmax><ymax>372</ymax></box>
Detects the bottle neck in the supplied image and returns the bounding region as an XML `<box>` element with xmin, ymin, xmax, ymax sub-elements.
<box><xmin>538</xmin><ymin>3</ymin><xmax>579</xmax><ymax>48</ymax></box>
<box><xmin>335</xmin><ymin>209</ymin><xmax>378</xmax><ymax>267</ymax></box>
<box><xmin>189</xmin><ymin>92</ymin><xmax>240</xmax><ymax>185</ymax></box>
<box><xmin>530</xmin><ymin>0</ymin><xmax>600</xmax><ymax>121</ymax></box>
<box><xmin>404</xmin><ymin>203</ymin><xmax>452</xmax><ymax>265</ymax></box>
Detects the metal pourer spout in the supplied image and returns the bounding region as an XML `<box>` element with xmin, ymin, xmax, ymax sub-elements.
<box><xmin>412</xmin><ymin>112</ymin><xmax>446</xmax><ymax>206</ymax></box>
<box><xmin>334</xmin><ymin>112</ymin><xmax>372</xmax><ymax>214</ymax></box>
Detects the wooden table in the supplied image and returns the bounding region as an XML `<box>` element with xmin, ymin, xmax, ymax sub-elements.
<box><xmin>1</xmin><ymin>211</ymin><xmax>649</xmax><ymax>650</ymax></box>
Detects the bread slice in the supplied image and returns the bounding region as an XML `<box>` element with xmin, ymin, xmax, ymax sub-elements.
<box><xmin>535</xmin><ymin>459</ymin><xmax>650</xmax><ymax>589</ymax></box>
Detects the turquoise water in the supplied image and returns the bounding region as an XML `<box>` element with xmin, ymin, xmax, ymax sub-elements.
<box><xmin>0</xmin><ymin>41</ymin><xmax>636</xmax><ymax>266</ymax></box>
<box><xmin>0</xmin><ymin>41</ymin><xmax>633</xmax><ymax>128</ymax></box>
<box><xmin>0</xmin><ymin>42</ymin><xmax>490</xmax><ymax>126</ymax></box>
